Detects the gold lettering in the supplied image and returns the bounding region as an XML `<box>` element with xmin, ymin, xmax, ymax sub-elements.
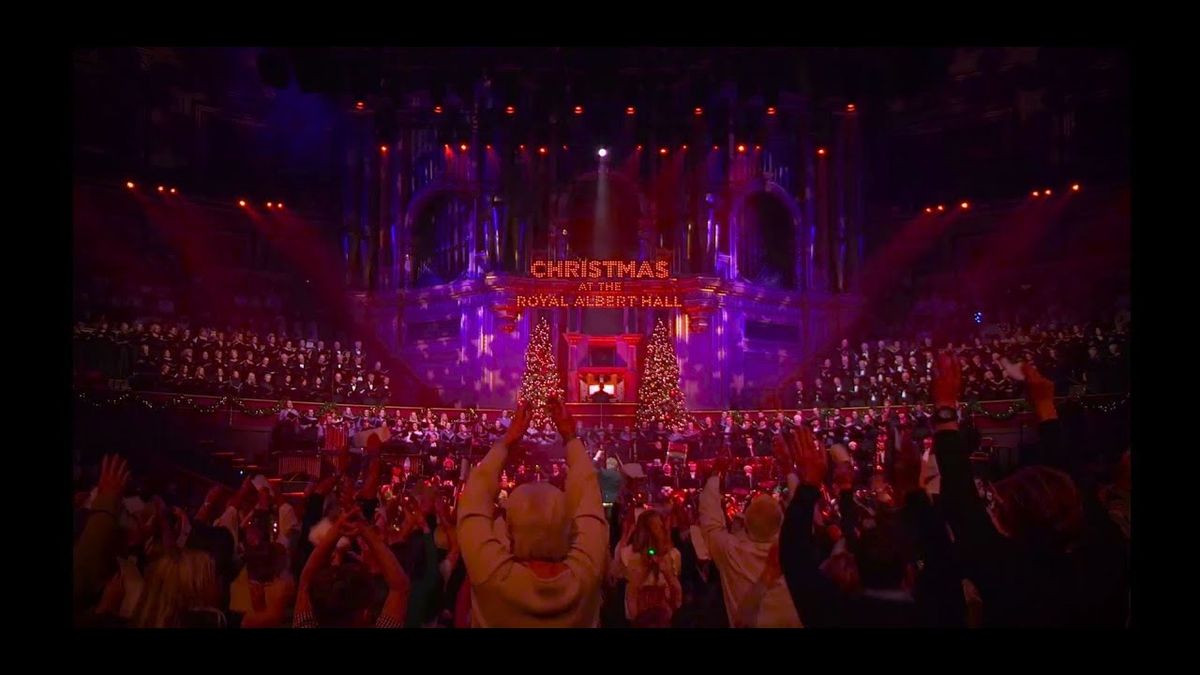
<box><xmin>654</xmin><ymin>260</ymin><xmax>670</xmax><ymax>278</ymax></box>
<box><xmin>530</xmin><ymin>261</ymin><xmax>546</xmax><ymax>278</ymax></box>
<box><xmin>618</xmin><ymin>261</ymin><xmax>636</xmax><ymax>277</ymax></box>
<box><xmin>589</xmin><ymin>260</ymin><xmax>603</xmax><ymax>278</ymax></box>
<box><xmin>546</xmin><ymin>260</ymin><xmax>564</xmax><ymax>278</ymax></box>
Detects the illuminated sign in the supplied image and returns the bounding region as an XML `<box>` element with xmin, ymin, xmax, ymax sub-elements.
<box><xmin>516</xmin><ymin>259</ymin><xmax>682</xmax><ymax>309</ymax></box>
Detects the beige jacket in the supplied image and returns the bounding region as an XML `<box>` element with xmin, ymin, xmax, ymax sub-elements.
<box><xmin>458</xmin><ymin>437</ymin><xmax>608</xmax><ymax>627</ymax></box>
<box><xmin>699</xmin><ymin>476</ymin><xmax>802</xmax><ymax>628</ymax></box>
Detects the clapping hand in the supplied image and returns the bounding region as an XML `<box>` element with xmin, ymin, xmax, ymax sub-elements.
<box><xmin>96</xmin><ymin>454</ymin><xmax>130</xmax><ymax>500</ymax></box>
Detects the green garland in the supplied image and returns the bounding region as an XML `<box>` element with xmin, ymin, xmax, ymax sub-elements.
<box><xmin>75</xmin><ymin>389</ymin><xmax>1128</xmax><ymax>423</ymax></box>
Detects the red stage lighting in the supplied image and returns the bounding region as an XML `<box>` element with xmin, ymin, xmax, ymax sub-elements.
<box><xmin>1032</xmin><ymin>190</ymin><xmax>1040</xmax><ymax>197</ymax></box>
<box><xmin>157</xmin><ymin>185</ymin><xmax>164</xmax><ymax>192</ymax></box>
<box><xmin>169</xmin><ymin>188</ymin><xmax>177</xmax><ymax>194</ymax></box>
<box><xmin>817</xmin><ymin>148</ymin><xmax>826</xmax><ymax>156</ymax></box>
<box><xmin>713</xmin><ymin>145</ymin><xmax>719</xmax><ymax>150</ymax></box>
<box><xmin>960</xmin><ymin>201</ymin><xmax>969</xmax><ymax>209</ymax></box>
<box><xmin>573</xmin><ymin>105</ymin><xmax>583</xmax><ymax>115</ymax></box>
<box><xmin>486</xmin><ymin>144</ymin><xmax>492</xmax><ymax>150</ymax></box>
<box><xmin>1044</xmin><ymin>188</ymin><xmax>1052</xmax><ymax>195</ymax></box>
<box><xmin>846</xmin><ymin>103</ymin><xmax>856</xmax><ymax>112</ymax></box>
<box><xmin>924</xmin><ymin>207</ymin><xmax>932</xmax><ymax>213</ymax></box>
<box><xmin>355</xmin><ymin>101</ymin><xmax>364</xmax><ymax>110</ymax></box>
<box><xmin>755</xmin><ymin>145</ymin><xmax>761</xmax><ymax>151</ymax></box>
<box><xmin>505</xmin><ymin>105</ymin><xmax>515</xmax><ymax>115</ymax></box>
<box><xmin>266</xmin><ymin>202</ymin><xmax>274</xmax><ymax>209</ymax></box>
<box><xmin>636</xmin><ymin>144</ymin><xmax>643</xmax><ymax>151</ymax></box>
<box><xmin>460</xmin><ymin>144</ymin><xmax>468</xmax><ymax>151</ymax></box>
<box><xmin>562</xmin><ymin>144</ymin><xmax>568</xmax><ymax>150</ymax></box>
<box><xmin>380</xmin><ymin>145</ymin><xmax>388</xmax><ymax>153</ymax></box>
<box><xmin>766</xmin><ymin>106</ymin><xmax>777</xmax><ymax>116</ymax></box>
<box><xmin>519</xmin><ymin>144</ymin><xmax>526</xmax><ymax>151</ymax></box>
<box><xmin>277</xmin><ymin>202</ymin><xmax>283</xmax><ymax>210</ymax></box>
<box><xmin>736</xmin><ymin>144</ymin><xmax>746</xmax><ymax>153</ymax></box>
<box><xmin>125</xmin><ymin>181</ymin><xmax>135</xmax><ymax>189</ymax></box>
<box><xmin>238</xmin><ymin>199</ymin><xmax>247</xmax><ymax>207</ymax></box>
<box><xmin>538</xmin><ymin>147</ymin><xmax>547</xmax><ymax>155</ymax></box>
<box><xmin>936</xmin><ymin>205</ymin><xmax>945</xmax><ymax>212</ymax></box>
<box><xmin>659</xmin><ymin>147</ymin><xmax>668</xmax><ymax>155</ymax></box>
<box><xmin>626</xmin><ymin>106</ymin><xmax>636</xmax><ymax>115</ymax></box>
<box><xmin>694</xmin><ymin>107</ymin><xmax>703</xmax><ymax>116</ymax></box>
<box><xmin>434</xmin><ymin>105</ymin><xmax>443</xmax><ymax>114</ymax></box>
<box><xmin>1072</xmin><ymin>183</ymin><xmax>1081</xmax><ymax>191</ymax></box>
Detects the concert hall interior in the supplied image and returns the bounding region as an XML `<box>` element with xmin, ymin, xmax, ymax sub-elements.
<box><xmin>72</xmin><ymin>46</ymin><xmax>1131</xmax><ymax>630</ymax></box>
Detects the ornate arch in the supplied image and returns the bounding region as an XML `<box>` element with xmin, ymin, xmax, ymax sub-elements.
<box><xmin>727</xmin><ymin>180</ymin><xmax>805</xmax><ymax>285</ymax></box>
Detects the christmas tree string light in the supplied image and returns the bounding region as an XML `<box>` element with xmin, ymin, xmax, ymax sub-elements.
<box><xmin>636</xmin><ymin>319</ymin><xmax>693</xmax><ymax>428</ymax></box>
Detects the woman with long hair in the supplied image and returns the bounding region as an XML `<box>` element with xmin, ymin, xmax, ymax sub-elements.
<box><xmin>130</xmin><ymin>549</ymin><xmax>224</xmax><ymax>628</ymax></box>
<box><xmin>612</xmin><ymin>509</ymin><xmax>683</xmax><ymax>627</ymax></box>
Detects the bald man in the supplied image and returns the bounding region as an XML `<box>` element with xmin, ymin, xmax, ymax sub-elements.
<box><xmin>457</xmin><ymin>399</ymin><xmax>608</xmax><ymax>627</ymax></box>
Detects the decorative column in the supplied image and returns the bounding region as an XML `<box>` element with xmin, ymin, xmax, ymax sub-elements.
<box><xmin>563</xmin><ymin>332</ymin><xmax>587</xmax><ymax>402</ymax></box>
<box><xmin>617</xmin><ymin>333</ymin><xmax>642</xmax><ymax>403</ymax></box>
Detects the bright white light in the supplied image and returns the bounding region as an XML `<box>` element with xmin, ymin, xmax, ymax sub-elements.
<box><xmin>597</xmin><ymin>147</ymin><xmax>608</xmax><ymax>158</ymax></box>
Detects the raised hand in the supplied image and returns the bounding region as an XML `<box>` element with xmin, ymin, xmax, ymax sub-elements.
<box><xmin>96</xmin><ymin>455</ymin><xmax>130</xmax><ymax>500</ymax></box>
<box><xmin>932</xmin><ymin>351</ymin><xmax>962</xmax><ymax>409</ymax></box>
<box><xmin>546</xmin><ymin>397</ymin><xmax>575</xmax><ymax>441</ymax></box>
<box><xmin>1022</xmin><ymin>362</ymin><xmax>1058</xmax><ymax>421</ymax></box>
<box><xmin>500</xmin><ymin>402</ymin><xmax>533</xmax><ymax>446</ymax></box>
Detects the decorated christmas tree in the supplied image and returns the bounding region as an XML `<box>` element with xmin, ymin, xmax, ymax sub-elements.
<box><xmin>517</xmin><ymin>316</ymin><xmax>565</xmax><ymax>430</ymax></box>
<box><xmin>637</xmin><ymin>319</ymin><xmax>692</xmax><ymax>428</ymax></box>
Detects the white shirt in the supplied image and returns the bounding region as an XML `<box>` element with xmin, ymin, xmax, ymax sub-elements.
<box><xmin>920</xmin><ymin>448</ymin><xmax>941</xmax><ymax>497</ymax></box>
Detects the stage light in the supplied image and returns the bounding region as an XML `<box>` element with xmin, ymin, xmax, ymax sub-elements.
<box><xmin>562</xmin><ymin>144</ymin><xmax>568</xmax><ymax>150</ymax></box>
<box><xmin>125</xmin><ymin>181</ymin><xmax>135</xmax><ymax>189</ymax></box>
<box><xmin>712</xmin><ymin>145</ymin><xmax>719</xmax><ymax>151</ymax></box>
<box><xmin>960</xmin><ymin>201</ymin><xmax>969</xmax><ymax>209</ymax></box>
<box><xmin>238</xmin><ymin>199</ymin><xmax>247</xmax><ymax>207</ymax></box>
<box><xmin>659</xmin><ymin>147</ymin><xmax>668</xmax><ymax>155</ymax></box>
<box><xmin>1072</xmin><ymin>183</ymin><xmax>1081</xmax><ymax>191</ymax></box>
<box><xmin>486</xmin><ymin>144</ymin><xmax>492</xmax><ymax>150</ymax></box>
<box><xmin>460</xmin><ymin>144</ymin><xmax>468</xmax><ymax>151</ymax></box>
<box><xmin>636</xmin><ymin>144</ymin><xmax>643</xmax><ymax>151</ymax></box>
<box><xmin>277</xmin><ymin>202</ymin><xmax>283</xmax><ymax>209</ymax></box>
<box><xmin>157</xmin><ymin>185</ymin><xmax>164</xmax><ymax>192</ymax></box>
<box><xmin>766</xmin><ymin>106</ymin><xmax>777</xmax><ymax>116</ymax></box>
<box><xmin>538</xmin><ymin>146</ymin><xmax>547</xmax><ymax>155</ymax></box>
<box><xmin>266</xmin><ymin>202</ymin><xmax>274</xmax><ymax>209</ymax></box>
<box><xmin>434</xmin><ymin>105</ymin><xmax>443</xmax><ymax>114</ymax></box>
<box><xmin>755</xmin><ymin>145</ymin><xmax>761</xmax><ymax>151</ymax></box>
<box><xmin>519</xmin><ymin>144</ymin><xmax>526</xmax><ymax>151</ymax></box>
<box><xmin>573</xmin><ymin>105</ymin><xmax>583</xmax><ymax>115</ymax></box>
<box><xmin>169</xmin><ymin>188</ymin><xmax>177</xmax><ymax>194</ymax></box>
<box><xmin>626</xmin><ymin>106</ymin><xmax>636</xmax><ymax>115</ymax></box>
<box><xmin>1032</xmin><ymin>190</ymin><xmax>1040</xmax><ymax>197</ymax></box>
<box><xmin>380</xmin><ymin>145</ymin><xmax>388</xmax><ymax>153</ymax></box>
<box><xmin>936</xmin><ymin>205</ymin><xmax>945</xmax><ymax>211</ymax></box>
<box><xmin>597</xmin><ymin>147</ymin><xmax>608</xmax><ymax>158</ymax></box>
<box><xmin>817</xmin><ymin>148</ymin><xmax>826</xmax><ymax>156</ymax></box>
<box><xmin>847</xmin><ymin>103</ymin><xmax>856</xmax><ymax>112</ymax></box>
<box><xmin>681</xmin><ymin>144</ymin><xmax>688</xmax><ymax>150</ymax></box>
<box><xmin>924</xmin><ymin>207</ymin><xmax>932</xmax><ymax>213</ymax></box>
<box><xmin>736</xmin><ymin>144</ymin><xmax>746</xmax><ymax>153</ymax></box>
<box><xmin>505</xmin><ymin>105</ymin><xmax>515</xmax><ymax>115</ymax></box>
<box><xmin>1044</xmin><ymin>188</ymin><xmax>1052</xmax><ymax>195</ymax></box>
<box><xmin>694</xmin><ymin>107</ymin><xmax>703</xmax><ymax>116</ymax></box>
<box><xmin>355</xmin><ymin>101</ymin><xmax>364</xmax><ymax>110</ymax></box>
